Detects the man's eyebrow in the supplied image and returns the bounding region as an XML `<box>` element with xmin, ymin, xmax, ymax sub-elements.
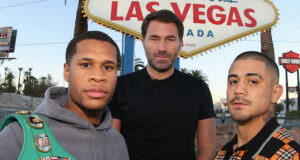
<box><xmin>77</xmin><ymin>58</ymin><xmax>117</xmax><ymax>65</ymax></box>
<box><xmin>228</xmin><ymin>74</ymin><xmax>238</xmax><ymax>79</ymax></box>
<box><xmin>103</xmin><ymin>60</ymin><xmax>117</xmax><ymax>65</ymax></box>
<box><xmin>167</xmin><ymin>35</ymin><xmax>176</xmax><ymax>38</ymax></box>
<box><xmin>149</xmin><ymin>35</ymin><xmax>176</xmax><ymax>39</ymax></box>
<box><xmin>246</xmin><ymin>73</ymin><xmax>263</xmax><ymax>79</ymax></box>
<box><xmin>77</xmin><ymin>57</ymin><xmax>93</xmax><ymax>61</ymax></box>
<box><xmin>149</xmin><ymin>35</ymin><xmax>159</xmax><ymax>38</ymax></box>
<box><xmin>228</xmin><ymin>73</ymin><xmax>263</xmax><ymax>79</ymax></box>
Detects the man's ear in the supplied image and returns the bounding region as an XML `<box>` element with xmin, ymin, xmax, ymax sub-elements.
<box><xmin>63</xmin><ymin>63</ymin><xmax>70</xmax><ymax>82</ymax></box>
<box><xmin>180</xmin><ymin>40</ymin><xmax>183</xmax><ymax>48</ymax></box>
<box><xmin>142</xmin><ymin>39</ymin><xmax>145</xmax><ymax>47</ymax></box>
<box><xmin>271</xmin><ymin>84</ymin><xmax>283</xmax><ymax>103</ymax></box>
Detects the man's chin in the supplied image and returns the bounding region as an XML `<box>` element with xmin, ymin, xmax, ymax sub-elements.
<box><xmin>151</xmin><ymin>64</ymin><xmax>173</xmax><ymax>72</ymax></box>
<box><xmin>232</xmin><ymin>115</ymin><xmax>251</xmax><ymax>124</ymax></box>
<box><xmin>83</xmin><ymin>106</ymin><xmax>105</xmax><ymax>112</ymax></box>
<box><xmin>157</xmin><ymin>68</ymin><xmax>171</xmax><ymax>72</ymax></box>
<box><xmin>79</xmin><ymin>101</ymin><xmax>107</xmax><ymax>112</ymax></box>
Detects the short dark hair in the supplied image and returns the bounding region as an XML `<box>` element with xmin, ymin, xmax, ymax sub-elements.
<box><xmin>232</xmin><ymin>51</ymin><xmax>279</xmax><ymax>84</ymax></box>
<box><xmin>141</xmin><ymin>9</ymin><xmax>184</xmax><ymax>40</ymax></box>
<box><xmin>66</xmin><ymin>31</ymin><xmax>120</xmax><ymax>65</ymax></box>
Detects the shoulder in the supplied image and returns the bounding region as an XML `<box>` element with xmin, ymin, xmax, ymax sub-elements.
<box><xmin>105</xmin><ymin>127</ymin><xmax>128</xmax><ymax>148</ymax></box>
<box><xmin>267</xmin><ymin>141</ymin><xmax>300</xmax><ymax>159</ymax></box>
<box><xmin>175</xmin><ymin>70</ymin><xmax>211</xmax><ymax>94</ymax></box>
<box><xmin>106</xmin><ymin>126</ymin><xmax>125</xmax><ymax>139</ymax></box>
<box><xmin>105</xmin><ymin>127</ymin><xmax>129</xmax><ymax>160</ymax></box>
<box><xmin>118</xmin><ymin>70</ymin><xmax>143</xmax><ymax>82</ymax></box>
<box><xmin>0</xmin><ymin>121</ymin><xmax>23</xmax><ymax>158</ymax></box>
<box><xmin>276</xmin><ymin>127</ymin><xmax>300</xmax><ymax>152</ymax></box>
<box><xmin>115</xmin><ymin>70</ymin><xmax>146</xmax><ymax>92</ymax></box>
<box><xmin>0</xmin><ymin>121</ymin><xmax>23</xmax><ymax>138</ymax></box>
<box><xmin>272</xmin><ymin>127</ymin><xmax>298</xmax><ymax>144</ymax></box>
<box><xmin>176</xmin><ymin>70</ymin><xmax>207</xmax><ymax>85</ymax></box>
<box><xmin>263</xmin><ymin>127</ymin><xmax>300</xmax><ymax>158</ymax></box>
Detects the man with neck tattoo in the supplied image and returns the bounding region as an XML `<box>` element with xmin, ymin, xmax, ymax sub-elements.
<box><xmin>215</xmin><ymin>51</ymin><xmax>300</xmax><ymax>160</ymax></box>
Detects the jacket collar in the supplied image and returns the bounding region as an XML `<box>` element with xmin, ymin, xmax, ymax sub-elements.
<box><xmin>223</xmin><ymin>117</ymin><xmax>280</xmax><ymax>157</ymax></box>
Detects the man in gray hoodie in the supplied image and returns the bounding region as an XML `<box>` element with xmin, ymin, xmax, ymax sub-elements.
<box><xmin>0</xmin><ymin>31</ymin><xmax>129</xmax><ymax>160</ymax></box>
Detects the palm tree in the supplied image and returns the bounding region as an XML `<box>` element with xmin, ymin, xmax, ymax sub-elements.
<box><xmin>180</xmin><ymin>68</ymin><xmax>209</xmax><ymax>84</ymax></box>
<box><xmin>275</xmin><ymin>103</ymin><xmax>284</xmax><ymax>116</ymax></box>
<box><xmin>23</xmin><ymin>68</ymin><xmax>33</xmax><ymax>96</ymax></box>
<box><xmin>23</xmin><ymin>71</ymin><xmax>30</xmax><ymax>95</ymax></box>
<box><xmin>180</xmin><ymin>68</ymin><xmax>189</xmax><ymax>74</ymax></box>
<box><xmin>284</xmin><ymin>98</ymin><xmax>296</xmax><ymax>111</ymax></box>
<box><xmin>17</xmin><ymin>67</ymin><xmax>23</xmax><ymax>94</ymax></box>
<box><xmin>28</xmin><ymin>68</ymin><xmax>33</xmax><ymax>96</ymax></box>
<box><xmin>134</xmin><ymin>58</ymin><xmax>145</xmax><ymax>71</ymax></box>
<box><xmin>6</xmin><ymin>72</ymin><xmax>16</xmax><ymax>93</ymax></box>
<box><xmin>65</xmin><ymin>0</ymin><xmax>87</xmax><ymax>37</ymax></box>
<box><xmin>4</xmin><ymin>67</ymin><xmax>8</xmax><ymax>82</ymax></box>
<box><xmin>190</xmin><ymin>69</ymin><xmax>209</xmax><ymax>83</ymax></box>
<box><xmin>260</xmin><ymin>28</ymin><xmax>274</xmax><ymax>60</ymax></box>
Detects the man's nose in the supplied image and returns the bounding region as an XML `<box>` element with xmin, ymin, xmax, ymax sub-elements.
<box><xmin>89</xmin><ymin>67</ymin><xmax>107</xmax><ymax>82</ymax></box>
<box><xmin>158</xmin><ymin>41</ymin><xmax>167</xmax><ymax>52</ymax></box>
<box><xmin>234</xmin><ymin>82</ymin><xmax>247</xmax><ymax>96</ymax></box>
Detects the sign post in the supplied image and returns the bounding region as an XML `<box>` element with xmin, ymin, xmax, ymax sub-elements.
<box><xmin>298</xmin><ymin>70</ymin><xmax>300</xmax><ymax>109</ymax></box>
<box><xmin>122</xmin><ymin>34</ymin><xmax>135</xmax><ymax>75</ymax></box>
<box><xmin>285</xmin><ymin>70</ymin><xmax>289</xmax><ymax>111</ymax></box>
<box><xmin>279</xmin><ymin>51</ymin><xmax>300</xmax><ymax>111</ymax></box>
<box><xmin>174</xmin><ymin>58</ymin><xmax>180</xmax><ymax>70</ymax></box>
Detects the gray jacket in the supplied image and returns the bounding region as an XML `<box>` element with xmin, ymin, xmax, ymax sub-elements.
<box><xmin>0</xmin><ymin>87</ymin><xmax>129</xmax><ymax>160</ymax></box>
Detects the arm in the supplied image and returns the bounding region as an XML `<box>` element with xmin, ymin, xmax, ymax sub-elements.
<box><xmin>111</xmin><ymin>118</ymin><xmax>121</xmax><ymax>131</ymax></box>
<box><xmin>0</xmin><ymin>122</ymin><xmax>23</xmax><ymax>159</ymax></box>
<box><xmin>108</xmin><ymin>77</ymin><xmax>123</xmax><ymax>132</ymax></box>
<box><xmin>196</xmin><ymin>118</ymin><xmax>216</xmax><ymax>160</ymax></box>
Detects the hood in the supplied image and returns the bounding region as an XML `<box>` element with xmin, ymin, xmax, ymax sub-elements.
<box><xmin>34</xmin><ymin>86</ymin><xmax>112</xmax><ymax>131</ymax></box>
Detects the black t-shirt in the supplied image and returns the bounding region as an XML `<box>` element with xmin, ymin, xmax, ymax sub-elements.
<box><xmin>109</xmin><ymin>68</ymin><xmax>215</xmax><ymax>160</ymax></box>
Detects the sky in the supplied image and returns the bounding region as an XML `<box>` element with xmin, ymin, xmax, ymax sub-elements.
<box><xmin>1</xmin><ymin>0</ymin><xmax>300</xmax><ymax>103</ymax></box>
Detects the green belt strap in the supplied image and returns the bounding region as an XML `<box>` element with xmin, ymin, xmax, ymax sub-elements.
<box><xmin>0</xmin><ymin>112</ymin><xmax>77</xmax><ymax>160</ymax></box>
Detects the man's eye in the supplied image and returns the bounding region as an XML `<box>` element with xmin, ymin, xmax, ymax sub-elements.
<box><xmin>249</xmin><ymin>80</ymin><xmax>257</xmax><ymax>85</ymax></box>
<box><xmin>81</xmin><ymin>63</ymin><xmax>90</xmax><ymax>68</ymax></box>
<box><xmin>229</xmin><ymin>80</ymin><xmax>238</xmax><ymax>85</ymax></box>
<box><xmin>104</xmin><ymin>65</ymin><xmax>114</xmax><ymax>70</ymax></box>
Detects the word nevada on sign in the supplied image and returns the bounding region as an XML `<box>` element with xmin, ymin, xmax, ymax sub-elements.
<box><xmin>84</xmin><ymin>0</ymin><xmax>278</xmax><ymax>58</ymax></box>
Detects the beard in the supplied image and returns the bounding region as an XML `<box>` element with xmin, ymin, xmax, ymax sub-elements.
<box><xmin>148</xmin><ymin>58</ymin><xmax>174</xmax><ymax>72</ymax></box>
<box><xmin>146</xmin><ymin>51</ymin><xmax>178</xmax><ymax>72</ymax></box>
<box><xmin>228</xmin><ymin>96</ymin><xmax>253</xmax><ymax>123</ymax></box>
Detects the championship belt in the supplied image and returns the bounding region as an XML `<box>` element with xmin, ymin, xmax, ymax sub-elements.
<box><xmin>0</xmin><ymin>111</ymin><xmax>77</xmax><ymax>160</ymax></box>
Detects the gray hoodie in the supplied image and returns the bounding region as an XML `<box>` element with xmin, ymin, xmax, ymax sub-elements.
<box><xmin>0</xmin><ymin>87</ymin><xmax>129</xmax><ymax>160</ymax></box>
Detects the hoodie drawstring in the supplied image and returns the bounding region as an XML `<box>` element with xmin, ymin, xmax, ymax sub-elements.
<box><xmin>104</xmin><ymin>129</ymin><xmax>108</xmax><ymax>160</ymax></box>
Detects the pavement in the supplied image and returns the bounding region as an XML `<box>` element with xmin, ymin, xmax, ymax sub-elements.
<box><xmin>216</xmin><ymin>122</ymin><xmax>236</xmax><ymax>150</ymax></box>
<box><xmin>0</xmin><ymin>92</ymin><xmax>42</xmax><ymax>110</ymax></box>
